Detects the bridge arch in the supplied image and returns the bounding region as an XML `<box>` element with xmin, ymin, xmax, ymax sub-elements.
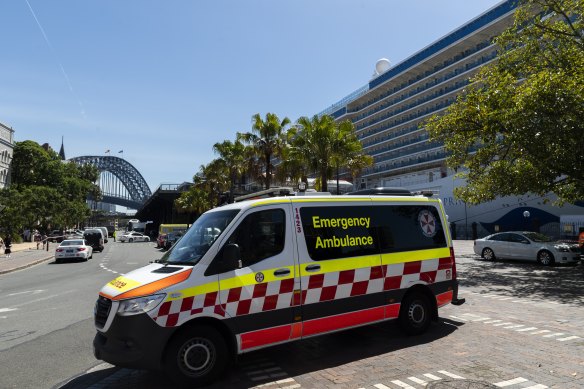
<box><xmin>69</xmin><ymin>156</ymin><xmax>152</xmax><ymax>209</ymax></box>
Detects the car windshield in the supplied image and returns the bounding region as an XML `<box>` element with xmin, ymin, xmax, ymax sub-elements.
<box><xmin>523</xmin><ymin>232</ymin><xmax>554</xmax><ymax>242</ymax></box>
<box><xmin>160</xmin><ymin>209</ymin><xmax>240</xmax><ymax>265</ymax></box>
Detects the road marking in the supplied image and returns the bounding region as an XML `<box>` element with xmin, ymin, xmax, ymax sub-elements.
<box><xmin>557</xmin><ymin>335</ymin><xmax>580</xmax><ymax>342</ymax></box>
<box><xmin>7</xmin><ymin>290</ymin><xmax>45</xmax><ymax>296</ymax></box>
<box><xmin>423</xmin><ymin>373</ymin><xmax>442</xmax><ymax>380</ymax></box>
<box><xmin>484</xmin><ymin>320</ymin><xmax>503</xmax><ymax>324</ymax></box>
<box><xmin>494</xmin><ymin>377</ymin><xmax>528</xmax><ymax>386</ymax></box>
<box><xmin>515</xmin><ymin>327</ymin><xmax>538</xmax><ymax>332</ymax></box>
<box><xmin>391</xmin><ymin>380</ymin><xmax>416</xmax><ymax>388</ymax></box>
<box><xmin>0</xmin><ymin>308</ymin><xmax>18</xmax><ymax>313</ymax></box>
<box><xmin>437</xmin><ymin>370</ymin><xmax>464</xmax><ymax>379</ymax></box>
<box><xmin>523</xmin><ymin>385</ymin><xmax>548</xmax><ymax>389</ymax></box>
<box><xmin>471</xmin><ymin>317</ymin><xmax>491</xmax><ymax>322</ymax></box>
<box><xmin>407</xmin><ymin>376</ymin><xmax>427</xmax><ymax>385</ymax></box>
<box><xmin>374</xmin><ymin>384</ymin><xmax>391</xmax><ymax>389</ymax></box>
<box><xmin>530</xmin><ymin>330</ymin><xmax>551</xmax><ymax>335</ymax></box>
<box><xmin>449</xmin><ymin>315</ymin><xmax>468</xmax><ymax>321</ymax></box>
<box><xmin>503</xmin><ymin>324</ymin><xmax>524</xmax><ymax>329</ymax></box>
<box><xmin>493</xmin><ymin>322</ymin><xmax>514</xmax><ymax>327</ymax></box>
<box><xmin>542</xmin><ymin>332</ymin><xmax>564</xmax><ymax>338</ymax></box>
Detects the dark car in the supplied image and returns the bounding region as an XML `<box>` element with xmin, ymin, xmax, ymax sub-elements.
<box><xmin>48</xmin><ymin>230</ymin><xmax>65</xmax><ymax>243</ymax></box>
<box><xmin>164</xmin><ymin>232</ymin><xmax>184</xmax><ymax>250</ymax></box>
<box><xmin>83</xmin><ymin>230</ymin><xmax>104</xmax><ymax>252</ymax></box>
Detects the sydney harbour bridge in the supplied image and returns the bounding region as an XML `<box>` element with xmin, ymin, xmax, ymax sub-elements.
<box><xmin>69</xmin><ymin>155</ymin><xmax>151</xmax><ymax>210</ymax></box>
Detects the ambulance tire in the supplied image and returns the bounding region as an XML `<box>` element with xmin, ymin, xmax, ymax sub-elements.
<box><xmin>398</xmin><ymin>292</ymin><xmax>431</xmax><ymax>336</ymax></box>
<box><xmin>164</xmin><ymin>325</ymin><xmax>229</xmax><ymax>386</ymax></box>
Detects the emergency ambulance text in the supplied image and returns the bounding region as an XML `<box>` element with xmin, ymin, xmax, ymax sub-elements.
<box><xmin>315</xmin><ymin>234</ymin><xmax>374</xmax><ymax>249</ymax></box>
<box><xmin>312</xmin><ymin>216</ymin><xmax>370</xmax><ymax>230</ymax></box>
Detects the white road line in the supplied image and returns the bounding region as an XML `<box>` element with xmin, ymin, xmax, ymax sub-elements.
<box><xmin>390</xmin><ymin>381</ymin><xmax>416</xmax><ymax>389</ymax></box>
<box><xmin>7</xmin><ymin>290</ymin><xmax>45</xmax><ymax>296</ymax></box>
<box><xmin>542</xmin><ymin>333</ymin><xmax>564</xmax><ymax>338</ymax></box>
<box><xmin>484</xmin><ymin>320</ymin><xmax>503</xmax><ymax>324</ymax></box>
<box><xmin>498</xmin><ymin>297</ymin><xmax>514</xmax><ymax>301</ymax></box>
<box><xmin>471</xmin><ymin>317</ymin><xmax>491</xmax><ymax>322</ymax></box>
<box><xmin>0</xmin><ymin>308</ymin><xmax>18</xmax><ymax>313</ymax></box>
<box><xmin>407</xmin><ymin>376</ymin><xmax>427</xmax><ymax>385</ymax></box>
<box><xmin>374</xmin><ymin>384</ymin><xmax>391</xmax><ymax>389</ymax></box>
<box><xmin>494</xmin><ymin>377</ymin><xmax>529</xmax><ymax>387</ymax></box>
<box><xmin>438</xmin><ymin>370</ymin><xmax>464</xmax><ymax>379</ymax></box>
<box><xmin>530</xmin><ymin>330</ymin><xmax>551</xmax><ymax>335</ymax></box>
<box><xmin>423</xmin><ymin>373</ymin><xmax>442</xmax><ymax>380</ymax></box>
<box><xmin>460</xmin><ymin>313</ymin><xmax>482</xmax><ymax>317</ymax></box>
<box><xmin>516</xmin><ymin>327</ymin><xmax>538</xmax><ymax>332</ymax></box>
<box><xmin>557</xmin><ymin>335</ymin><xmax>580</xmax><ymax>342</ymax></box>
<box><xmin>493</xmin><ymin>322</ymin><xmax>514</xmax><ymax>327</ymax></box>
<box><xmin>503</xmin><ymin>324</ymin><xmax>525</xmax><ymax>329</ymax></box>
<box><xmin>522</xmin><ymin>385</ymin><xmax>548</xmax><ymax>389</ymax></box>
<box><xmin>449</xmin><ymin>316</ymin><xmax>468</xmax><ymax>321</ymax></box>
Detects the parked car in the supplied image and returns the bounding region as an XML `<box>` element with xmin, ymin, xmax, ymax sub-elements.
<box><xmin>48</xmin><ymin>230</ymin><xmax>65</xmax><ymax>243</ymax></box>
<box><xmin>164</xmin><ymin>231</ymin><xmax>184</xmax><ymax>250</ymax></box>
<box><xmin>119</xmin><ymin>231</ymin><xmax>150</xmax><ymax>243</ymax></box>
<box><xmin>55</xmin><ymin>239</ymin><xmax>93</xmax><ymax>263</ymax></box>
<box><xmin>84</xmin><ymin>229</ymin><xmax>105</xmax><ymax>252</ymax></box>
<box><xmin>473</xmin><ymin>231</ymin><xmax>580</xmax><ymax>266</ymax></box>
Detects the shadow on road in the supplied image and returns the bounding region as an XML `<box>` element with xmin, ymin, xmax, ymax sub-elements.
<box><xmin>59</xmin><ymin>320</ymin><xmax>460</xmax><ymax>389</ymax></box>
<box><xmin>458</xmin><ymin>255</ymin><xmax>584</xmax><ymax>306</ymax></box>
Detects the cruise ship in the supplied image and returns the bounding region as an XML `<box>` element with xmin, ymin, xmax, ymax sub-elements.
<box><xmin>319</xmin><ymin>0</ymin><xmax>584</xmax><ymax>239</ymax></box>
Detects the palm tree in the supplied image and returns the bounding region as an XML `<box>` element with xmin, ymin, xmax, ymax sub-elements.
<box><xmin>290</xmin><ymin>115</ymin><xmax>372</xmax><ymax>192</ymax></box>
<box><xmin>238</xmin><ymin>113</ymin><xmax>291</xmax><ymax>189</ymax></box>
<box><xmin>212</xmin><ymin>139</ymin><xmax>246</xmax><ymax>199</ymax></box>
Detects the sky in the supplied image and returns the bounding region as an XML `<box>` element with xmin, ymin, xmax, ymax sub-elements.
<box><xmin>1</xmin><ymin>0</ymin><xmax>503</xmax><ymax>193</ymax></box>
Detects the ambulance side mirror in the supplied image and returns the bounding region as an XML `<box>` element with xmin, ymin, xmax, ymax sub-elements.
<box><xmin>205</xmin><ymin>243</ymin><xmax>242</xmax><ymax>276</ymax></box>
<box><xmin>222</xmin><ymin>243</ymin><xmax>242</xmax><ymax>270</ymax></box>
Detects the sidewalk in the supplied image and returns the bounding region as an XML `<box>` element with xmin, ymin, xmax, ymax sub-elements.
<box><xmin>0</xmin><ymin>241</ymin><xmax>55</xmax><ymax>275</ymax></box>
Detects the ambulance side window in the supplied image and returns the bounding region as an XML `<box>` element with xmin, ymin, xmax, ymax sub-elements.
<box><xmin>374</xmin><ymin>205</ymin><xmax>446</xmax><ymax>253</ymax></box>
<box><xmin>224</xmin><ymin>209</ymin><xmax>285</xmax><ymax>267</ymax></box>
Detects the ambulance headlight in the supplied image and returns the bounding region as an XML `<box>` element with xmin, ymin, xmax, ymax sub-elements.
<box><xmin>117</xmin><ymin>294</ymin><xmax>166</xmax><ymax>316</ymax></box>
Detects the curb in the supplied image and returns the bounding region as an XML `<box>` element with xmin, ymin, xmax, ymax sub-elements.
<box><xmin>0</xmin><ymin>254</ymin><xmax>54</xmax><ymax>275</ymax></box>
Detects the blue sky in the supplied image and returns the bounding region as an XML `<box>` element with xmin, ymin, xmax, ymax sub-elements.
<box><xmin>1</xmin><ymin>0</ymin><xmax>502</xmax><ymax>193</ymax></box>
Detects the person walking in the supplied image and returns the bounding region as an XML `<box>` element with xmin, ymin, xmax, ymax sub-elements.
<box><xmin>578</xmin><ymin>227</ymin><xmax>584</xmax><ymax>262</ymax></box>
<box><xmin>4</xmin><ymin>235</ymin><xmax>12</xmax><ymax>258</ymax></box>
<box><xmin>113</xmin><ymin>230</ymin><xmax>117</xmax><ymax>242</ymax></box>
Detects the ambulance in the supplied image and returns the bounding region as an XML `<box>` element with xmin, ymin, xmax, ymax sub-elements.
<box><xmin>93</xmin><ymin>190</ymin><xmax>465</xmax><ymax>386</ymax></box>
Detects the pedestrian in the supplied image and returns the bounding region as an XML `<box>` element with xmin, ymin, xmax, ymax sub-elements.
<box><xmin>578</xmin><ymin>227</ymin><xmax>584</xmax><ymax>262</ymax></box>
<box><xmin>35</xmin><ymin>232</ymin><xmax>41</xmax><ymax>249</ymax></box>
<box><xmin>5</xmin><ymin>235</ymin><xmax>12</xmax><ymax>258</ymax></box>
<box><xmin>113</xmin><ymin>230</ymin><xmax>116</xmax><ymax>242</ymax></box>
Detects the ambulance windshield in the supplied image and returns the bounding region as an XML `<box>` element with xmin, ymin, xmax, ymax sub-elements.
<box><xmin>161</xmin><ymin>209</ymin><xmax>240</xmax><ymax>265</ymax></box>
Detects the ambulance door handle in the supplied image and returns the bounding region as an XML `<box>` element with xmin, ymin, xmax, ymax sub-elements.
<box><xmin>305</xmin><ymin>264</ymin><xmax>321</xmax><ymax>272</ymax></box>
<box><xmin>274</xmin><ymin>268</ymin><xmax>290</xmax><ymax>277</ymax></box>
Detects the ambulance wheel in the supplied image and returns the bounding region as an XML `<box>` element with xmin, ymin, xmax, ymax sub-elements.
<box><xmin>399</xmin><ymin>292</ymin><xmax>431</xmax><ymax>336</ymax></box>
<box><xmin>165</xmin><ymin>325</ymin><xmax>229</xmax><ymax>386</ymax></box>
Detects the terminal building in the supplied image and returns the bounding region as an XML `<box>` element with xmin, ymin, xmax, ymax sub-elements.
<box><xmin>318</xmin><ymin>0</ymin><xmax>584</xmax><ymax>239</ymax></box>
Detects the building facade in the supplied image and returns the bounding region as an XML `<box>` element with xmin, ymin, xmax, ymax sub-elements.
<box><xmin>320</xmin><ymin>0</ymin><xmax>516</xmax><ymax>189</ymax></box>
<box><xmin>0</xmin><ymin>122</ymin><xmax>15</xmax><ymax>189</ymax></box>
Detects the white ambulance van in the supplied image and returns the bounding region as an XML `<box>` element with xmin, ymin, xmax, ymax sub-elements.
<box><xmin>93</xmin><ymin>190</ymin><xmax>465</xmax><ymax>386</ymax></box>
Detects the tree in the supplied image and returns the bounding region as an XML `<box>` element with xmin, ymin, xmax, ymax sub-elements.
<box><xmin>238</xmin><ymin>113</ymin><xmax>291</xmax><ymax>189</ymax></box>
<box><xmin>289</xmin><ymin>115</ymin><xmax>371</xmax><ymax>192</ymax></box>
<box><xmin>212</xmin><ymin>139</ymin><xmax>247</xmax><ymax>197</ymax></box>
<box><xmin>2</xmin><ymin>140</ymin><xmax>100</xmax><ymax>234</ymax></box>
<box><xmin>425</xmin><ymin>0</ymin><xmax>584</xmax><ymax>205</ymax></box>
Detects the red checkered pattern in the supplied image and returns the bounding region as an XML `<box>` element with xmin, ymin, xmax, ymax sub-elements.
<box><xmin>151</xmin><ymin>257</ymin><xmax>453</xmax><ymax>327</ymax></box>
<box><xmin>300</xmin><ymin>257</ymin><xmax>453</xmax><ymax>305</ymax></box>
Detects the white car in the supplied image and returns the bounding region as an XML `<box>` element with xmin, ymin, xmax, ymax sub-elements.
<box><xmin>473</xmin><ymin>231</ymin><xmax>580</xmax><ymax>266</ymax></box>
<box><xmin>119</xmin><ymin>232</ymin><xmax>150</xmax><ymax>243</ymax></box>
<box><xmin>55</xmin><ymin>239</ymin><xmax>93</xmax><ymax>263</ymax></box>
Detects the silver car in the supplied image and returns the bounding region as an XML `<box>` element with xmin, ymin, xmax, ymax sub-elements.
<box><xmin>473</xmin><ymin>231</ymin><xmax>580</xmax><ymax>266</ymax></box>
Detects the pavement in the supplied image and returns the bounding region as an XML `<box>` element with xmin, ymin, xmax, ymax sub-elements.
<box><xmin>0</xmin><ymin>241</ymin><xmax>56</xmax><ymax>275</ymax></box>
<box><xmin>0</xmin><ymin>240</ymin><xmax>478</xmax><ymax>276</ymax></box>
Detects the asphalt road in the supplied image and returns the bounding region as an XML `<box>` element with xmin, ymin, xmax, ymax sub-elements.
<box><xmin>0</xmin><ymin>240</ymin><xmax>163</xmax><ymax>389</ymax></box>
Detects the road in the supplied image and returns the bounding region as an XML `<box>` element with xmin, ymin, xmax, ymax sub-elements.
<box><xmin>1</xmin><ymin>241</ymin><xmax>583</xmax><ymax>388</ymax></box>
<box><xmin>0</xmin><ymin>240</ymin><xmax>163</xmax><ymax>389</ymax></box>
